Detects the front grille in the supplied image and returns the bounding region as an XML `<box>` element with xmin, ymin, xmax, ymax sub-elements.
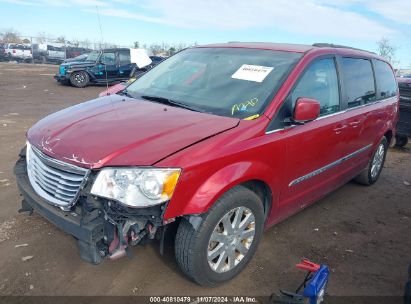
<box><xmin>26</xmin><ymin>143</ymin><xmax>89</xmax><ymax>210</ymax></box>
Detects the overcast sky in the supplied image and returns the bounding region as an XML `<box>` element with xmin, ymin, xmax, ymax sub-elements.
<box><xmin>1</xmin><ymin>0</ymin><xmax>410</xmax><ymax>67</ymax></box>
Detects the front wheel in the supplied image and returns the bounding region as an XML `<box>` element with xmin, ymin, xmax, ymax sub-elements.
<box><xmin>70</xmin><ymin>71</ymin><xmax>90</xmax><ymax>88</ymax></box>
<box><xmin>174</xmin><ymin>186</ymin><xmax>264</xmax><ymax>286</ymax></box>
<box><xmin>354</xmin><ymin>137</ymin><xmax>388</xmax><ymax>186</ymax></box>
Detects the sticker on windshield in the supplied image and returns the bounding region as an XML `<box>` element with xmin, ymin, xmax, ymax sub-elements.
<box><xmin>231</xmin><ymin>64</ymin><xmax>274</xmax><ymax>83</ymax></box>
<box><xmin>231</xmin><ymin>98</ymin><xmax>259</xmax><ymax>115</ymax></box>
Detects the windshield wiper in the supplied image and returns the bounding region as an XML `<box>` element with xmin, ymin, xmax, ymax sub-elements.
<box><xmin>140</xmin><ymin>95</ymin><xmax>204</xmax><ymax>113</ymax></box>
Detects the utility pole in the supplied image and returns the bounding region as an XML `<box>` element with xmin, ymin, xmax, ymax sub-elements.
<box><xmin>30</xmin><ymin>37</ymin><xmax>34</xmax><ymax>64</ymax></box>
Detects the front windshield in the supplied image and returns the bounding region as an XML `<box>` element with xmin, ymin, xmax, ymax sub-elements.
<box><xmin>126</xmin><ymin>48</ymin><xmax>302</xmax><ymax>118</ymax></box>
<box><xmin>86</xmin><ymin>51</ymin><xmax>100</xmax><ymax>62</ymax></box>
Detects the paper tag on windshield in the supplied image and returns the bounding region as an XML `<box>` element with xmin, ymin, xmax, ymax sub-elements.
<box><xmin>231</xmin><ymin>64</ymin><xmax>274</xmax><ymax>83</ymax></box>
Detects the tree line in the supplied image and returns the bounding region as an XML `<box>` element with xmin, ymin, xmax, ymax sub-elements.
<box><xmin>0</xmin><ymin>28</ymin><xmax>406</xmax><ymax>63</ymax></box>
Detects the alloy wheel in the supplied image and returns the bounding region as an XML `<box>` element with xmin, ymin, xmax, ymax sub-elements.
<box><xmin>371</xmin><ymin>143</ymin><xmax>385</xmax><ymax>179</ymax></box>
<box><xmin>207</xmin><ymin>207</ymin><xmax>256</xmax><ymax>273</ymax></box>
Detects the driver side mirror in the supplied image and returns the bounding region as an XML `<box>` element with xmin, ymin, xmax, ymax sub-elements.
<box><xmin>293</xmin><ymin>97</ymin><xmax>321</xmax><ymax>124</ymax></box>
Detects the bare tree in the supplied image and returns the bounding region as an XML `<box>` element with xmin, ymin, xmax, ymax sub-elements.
<box><xmin>376</xmin><ymin>37</ymin><xmax>398</xmax><ymax>66</ymax></box>
<box><xmin>0</xmin><ymin>28</ymin><xmax>21</xmax><ymax>43</ymax></box>
<box><xmin>36</xmin><ymin>32</ymin><xmax>47</xmax><ymax>43</ymax></box>
<box><xmin>56</xmin><ymin>36</ymin><xmax>66</xmax><ymax>44</ymax></box>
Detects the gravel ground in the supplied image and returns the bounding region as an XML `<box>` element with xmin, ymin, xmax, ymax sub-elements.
<box><xmin>0</xmin><ymin>62</ymin><xmax>410</xmax><ymax>297</ymax></box>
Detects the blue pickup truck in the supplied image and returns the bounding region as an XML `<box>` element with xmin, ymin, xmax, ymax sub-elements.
<box><xmin>54</xmin><ymin>48</ymin><xmax>152</xmax><ymax>88</ymax></box>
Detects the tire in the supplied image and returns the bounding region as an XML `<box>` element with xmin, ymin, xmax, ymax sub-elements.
<box><xmin>70</xmin><ymin>71</ymin><xmax>90</xmax><ymax>88</ymax></box>
<box><xmin>395</xmin><ymin>135</ymin><xmax>408</xmax><ymax>147</ymax></box>
<box><xmin>354</xmin><ymin>137</ymin><xmax>388</xmax><ymax>186</ymax></box>
<box><xmin>175</xmin><ymin>185</ymin><xmax>264</xmax><ymax>286</ymax></box>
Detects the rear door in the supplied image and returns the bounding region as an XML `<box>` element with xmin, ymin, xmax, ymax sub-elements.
<box><xmin>267</xmin><ymin>56</ymin><xmax>345</xmax><ymax>218</ymax></box>
<box><xmin>96</xmin><ymin>51</ymin><xmax>118</xmax><ymax>80</ymax></box>
<box><xmin>117</xmin><ymin>50</ymin><xmax>133</xmax><ymax>79</ymax></box>
<box><xmin>337</xmin><ymin>57</ymin><xmax>385</xmax><ymax>169</ymax></box>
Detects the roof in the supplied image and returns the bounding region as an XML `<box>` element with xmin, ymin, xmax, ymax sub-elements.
<box><xmin>101</xmin><ymin>47</ymin><xmax>130</xmax><ymax>52</ymax></box>
<box><xmin>195</xmin><ymin>42</ymin><xmax>314</xmax><ymax>53</ymax></box>
<box><xmin>194</xmin><ymin>42</ymin><xmax>379</xmax><ymax>58</ymax></box>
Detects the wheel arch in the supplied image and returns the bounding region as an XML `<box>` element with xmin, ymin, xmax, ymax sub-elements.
<box><xmin>384</xmin><ymin>129</ymin><xmax>393</xmax><ymax>146</ymax></box>
<box><xmin>164</xmin><ymin>161</ymin><xmax>277</xmax><ymax>221</ymax></box>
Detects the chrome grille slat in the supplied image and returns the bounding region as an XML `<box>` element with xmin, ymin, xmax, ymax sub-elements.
<box><xmin>31</xmin><ymin>170</ymin><xmax>78</xmax><ymax>194</ymax></box>
<box><xmin>26</xmin><ymin>143</ymin><xmax>89</xmax><ymax>210</ymax></box>
<box><xmin>31</xmin><ymin>161</ymin><xmax>81</xmax><ymax>188</ymax></box>
<box><xmin>31</xmin><ymin>154</ymin><xmax>84</xmax><ymax>182</ymax></box>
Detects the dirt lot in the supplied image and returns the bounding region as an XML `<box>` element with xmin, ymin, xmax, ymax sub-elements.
<box><xmin>0</xmin><ymin>62</ymin><xmax>410</xmax><ymax>297</ymax></box>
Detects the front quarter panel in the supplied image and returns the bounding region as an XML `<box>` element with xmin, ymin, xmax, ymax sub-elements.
<box><xmin>157</xmin><ymin>118</ymin><xmax>283</xmax><ymax>222</ymax></box>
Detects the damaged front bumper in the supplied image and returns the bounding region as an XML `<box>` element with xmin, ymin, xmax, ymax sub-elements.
<box><xmin>14</xmin><ymin>149</ymin><xmax>168</xmax><ymax>264</ymax></box>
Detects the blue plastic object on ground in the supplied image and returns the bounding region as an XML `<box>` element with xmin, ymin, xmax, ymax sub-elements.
<box><xmin>269</xmin><ymin>259</ymin><xmax>330</xmax><ymax>304</ymax></box>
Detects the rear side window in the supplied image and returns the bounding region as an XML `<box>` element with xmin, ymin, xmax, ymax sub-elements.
<box><xmin>374</xmin><ymin>60</ymin><xmax>397</xmax><ymax>99</ymax></box>
<box><xmin>101</xmin><ymin>52</ymin><xmax>116</xmax><ymax>65</ymax></box>
<box><xmin>118</xmin><ymin>50</ymin><xmax>130</xmax><ymax>65</ymax></box>
<box><xmin>291</xmin><ymin>58</ymin><xmax>340</xmax><ymax>116</ymax></box>
<box><xmin>341</xmin><ymin>58</ymin><xmax>376</xmax><ymax>108</ymax></box>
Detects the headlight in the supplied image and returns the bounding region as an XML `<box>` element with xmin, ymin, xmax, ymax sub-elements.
<box><xmin>90</xmin><ymin>168</ymin><xmax>181</xmax><ymax>207</ymax></box>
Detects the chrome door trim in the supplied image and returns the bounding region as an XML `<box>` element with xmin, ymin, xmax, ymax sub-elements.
<box><xmin>288</xmin><ymin>144</ymin><xmax>372</xmax><ymax>187</ymax></box>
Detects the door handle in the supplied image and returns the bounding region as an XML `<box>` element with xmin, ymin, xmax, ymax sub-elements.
<box><xmin>333</xmin><ymin>124</ymin><xmax>347</xmax><ymax>134</ymax></box>
<box><xmin>349</xmin><ymin>120</ymin><xmax>361</xmax><ymax>128</ymax></box>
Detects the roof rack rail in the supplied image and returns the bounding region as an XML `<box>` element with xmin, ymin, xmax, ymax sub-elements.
<box><xmin>312</xmin><ymin>43</ymin><xmax>376</xmax><ymax>54</ymax></box>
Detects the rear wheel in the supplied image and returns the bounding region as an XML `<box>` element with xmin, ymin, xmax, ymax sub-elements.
<box><xmin>70</xmin><ymin>71</ymin><xmax>89</xmax><ymax>88</ymax></box>
<box><xmin>174</xmin><ymin>186</ymin><xmax>264</xmax><ymax>286</ymax></box>
<box><xmin>354</xmin><ymin>137</ymin><xmax>387</xmax><ymax>186</ymax></box>
<box><xmin>395</xmin><ymin>135</ymin><xmax>408</xmax><ymax>147</ymax></box>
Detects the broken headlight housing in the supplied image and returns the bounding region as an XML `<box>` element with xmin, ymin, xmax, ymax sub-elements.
<box><xmin>90</xmin><ymin>168</ymin><xmax>181</xmax><ymax>208</ymax></box>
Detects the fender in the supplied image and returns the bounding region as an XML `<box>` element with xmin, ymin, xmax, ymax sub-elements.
<box><xmin>66</xmin><ymin>67</ymin><xmax>95</xmax><ymax>81</ymax></box>
<box><xmin>163</xmin><ymin>160</ymin><xmax>278</xmax><ymax>220</ymax></box>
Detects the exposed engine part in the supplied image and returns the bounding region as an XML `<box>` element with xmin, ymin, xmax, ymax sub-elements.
<box><xmin>108</xmin><ymin>219</ymin><xmax>153</xmax><ymax>260</ymax></box>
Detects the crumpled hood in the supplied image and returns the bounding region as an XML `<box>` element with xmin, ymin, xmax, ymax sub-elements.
<box><xmin>27</xmin><ymin>95</ymin><xmax>240</xmax><ymax>168</ymax></box>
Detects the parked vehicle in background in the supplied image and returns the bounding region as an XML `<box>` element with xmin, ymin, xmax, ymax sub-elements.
<box><xmin>33</xmin><ymin>43</ymin><xmax>66</xmax><ymax>64</ymax></box>
<box><xmin>98</xmin><ymin>55</ymin><xmax>165</xmax><ymax>96</ymax></box>
<box><xmin>396</xmin><ymin>76</ymin><xmax>411</xmax><ymax>147</ymax></box>
<box><xmin>63</xmin><ymin>53</ymin><xmax>89</xmax><ymax>63</ymax></box>
<box><xmin>54</xmin><ymin>48</ymin><xmax>152</xmax><ymax>87</ymax></box>
<box><xmin>149</xmin><ymin>55</ymin><xmax>166</xmax><ymax>65</ymax></box>
<box><xmin>397</xmin><ymin>69</ymin><xmax>411</xmax><ymax>79</ymax></box>
<box><xmin>5</xmin><ymin>43</ymin><xmax>32</xmax><ymax>62</ymax></box>
<box><xmin>15</xmin><ymin>42</ymin><xmax>398</xmax><ymax>286</ymax></box>
<box><xmin>0</xmin><ymin>43</ymin><xmax>6</xmax><ymax>61</ymax></box>
<box><xmin>65</xmin><ymin>47</ymin><xmax>91</xmax><ymax>60</ymax></box>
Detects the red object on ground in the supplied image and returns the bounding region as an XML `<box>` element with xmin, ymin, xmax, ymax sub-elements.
<box><xmin>296</xmin><ymin>259</ymin><xmax>321</xmax><ymax>272</ymax></box>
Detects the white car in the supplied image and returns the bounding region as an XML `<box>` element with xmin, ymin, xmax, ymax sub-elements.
<box><xmin>5</xmin><ymin>44</ymin><xmax>32</xmax><ymax>61</ymax></box>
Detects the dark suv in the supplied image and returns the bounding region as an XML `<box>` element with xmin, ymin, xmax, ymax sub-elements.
<box><xmin>54</xmin><ymin>48</ymin><xmax>149</xmax><ymax>88</ymax></box>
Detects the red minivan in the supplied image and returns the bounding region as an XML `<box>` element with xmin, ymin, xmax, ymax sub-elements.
<box><xmin>15</xmin><ymin>43</ymin><xmax>399</xmax><ymax>286</ymax></box>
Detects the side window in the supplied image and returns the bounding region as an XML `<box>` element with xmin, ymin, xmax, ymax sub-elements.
<box><xmin>341</xmin><ymin>58</ymin><xmax>376</xmax><ymax>108</ymax></box>
<box><xmin>291</xmin><ymin>58</ymin><xmax>340</xmax><ymax>116</ymax></box>
<box><xmin>374</xmin><ymin>60</ymin><xmax>397</xmax><ymax>99</ymax></box>
<box><xmin>101</xmin><ymin>52</ymin><xmax>116</xmax><ymax>65</ymax></box>
<box><xmin>118</xmin><ymin>51</ymin><xmax>130</xmax><ymax>65</ymax></box>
